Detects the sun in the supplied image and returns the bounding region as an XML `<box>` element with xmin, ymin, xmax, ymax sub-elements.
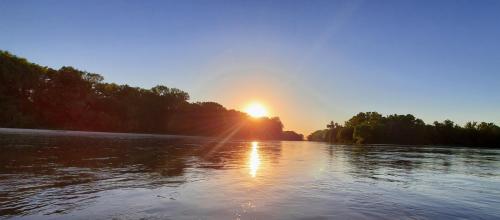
<box><xmin>245</xmin><ymin>103</ymin><xmax>269</xmax><ymax>118</ymax></box>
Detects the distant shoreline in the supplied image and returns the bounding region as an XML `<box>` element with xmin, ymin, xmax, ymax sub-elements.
<box><xmin>0</xmin><ymin>127</ymin><xmax>206</xmax><ymax>139</ymax></box>
<box><xmin>307</xmin><ymin>140</ymin><xmax>497</xmax><ymax>149</ymax></box>
<box><xmin>309</xmin><ymin>112</ymin><xmax>500</xmax><ymax>148</ymax></box>
<box><xmin>0</xmin><ymin>127</ymin><xmax>302</xmax><ymax>142</ymax></box>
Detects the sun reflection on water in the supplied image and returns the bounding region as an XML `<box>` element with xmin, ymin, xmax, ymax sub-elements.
<box><xmin>249</xmin><ymin>141</ymin><xmax>261</xmax><ymax>177</ymax></box>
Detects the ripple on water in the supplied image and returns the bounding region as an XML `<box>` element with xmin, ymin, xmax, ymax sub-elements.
<box><xmin>0</xmin><ymin>130</ymin><xmax>499</xmax><ymax>219</ymax></box>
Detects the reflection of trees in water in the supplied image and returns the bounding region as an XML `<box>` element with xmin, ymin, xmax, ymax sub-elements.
<box><xmin>260</xmin><ymin>141</ymin><xmax>283</xmax><ymax>165</ymax></box>
<box><xmin>0</xmin><ymin>134</ymin><xmax>194</xmax><ymax>177</ymax></box>
<box><xmin>335</xmin><ymin>145</ymin><xmax>429</xmax><ymax>183</ymax></box>
<box><xmin>0</xmin><ymin>134</ymin><xmax>283</xmax><ymax>216</ymax></box>
<box><xmin>329</xmin><ymin>145</ymin><xmax>500</xmax><ymax>184</ymax></box>
<box><xmin>0</xmin><ymin>134</ymin><xmax>194</xmax><ymax>216</ymax></box>
<box><xmin>195</xmin><ymin>141</ymin><xmax>282</xmax><ymax>169</ymax></box>
<box><xmin>457</xmin><ymin>148</ymin><xmax>500</xmax><ymax>177</ymax></box>
<box><xmin>0</xmin><ymin>135</ymin><xmax>182</xmax><ymax>215</ymax></box>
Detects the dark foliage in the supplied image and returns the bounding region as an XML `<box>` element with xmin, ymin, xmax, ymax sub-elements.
<box><xmin>281</xmin><ymin>131</ymin><xmax>304</xmax><ymax>141</ymax></box>
<box><xmin>0</xmin><ymin>51</ymin><xmax>302</xmax><ymax>140</ymax></box>
<box><xmin>308</xmin><ymin>112</ymin><xmax>500</xmax><ymax>148</ymax></box>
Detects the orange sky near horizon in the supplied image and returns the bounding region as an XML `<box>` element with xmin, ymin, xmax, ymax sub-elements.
<box><xmin>186</xmin><ymin>54</ymin><xmax>344</xmax><ymax>136</ymax></box>
<box><xmin>4</xmin><ymin>1</ymin><xmax>500</xmax><ymax>136</ymax></box>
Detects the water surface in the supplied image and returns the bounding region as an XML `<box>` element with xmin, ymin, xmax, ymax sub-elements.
<box><xmin>0</xmin><ymin>129</ymin><xmax>499</xmax><ymax>219</ymax></box>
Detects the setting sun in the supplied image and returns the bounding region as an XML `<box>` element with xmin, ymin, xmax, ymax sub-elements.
<box><xmin>245</xmin><ymin>103</ymin><xmax>269</xmax><ymax>118</ymax></box>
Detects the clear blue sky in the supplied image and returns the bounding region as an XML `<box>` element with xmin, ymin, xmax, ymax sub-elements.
<box><xmin>1</xmin><ymin>0</ymin><xmax>499</xmax><ymax>134</ymax></box>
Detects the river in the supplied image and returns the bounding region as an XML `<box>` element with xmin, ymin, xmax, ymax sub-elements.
<box><xmin>0</xmin><ymin>128</ymin><xmax>499</xmax><ymax>219</ymax></box>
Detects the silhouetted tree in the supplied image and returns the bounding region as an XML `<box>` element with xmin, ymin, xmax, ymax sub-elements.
<box><xmin>0</xmin><ymin>50</ymin><xmax>303</xmax><ymax>140</ymax></box>
<box><xmin>282</xmin><ymin>130</ymin><xmax>304</xmax><ymax>141</ymax></box>
<box><xmin>309</xmin><ymin>112</ymin><xmax>500</xmax><ymax>148</ymax></box>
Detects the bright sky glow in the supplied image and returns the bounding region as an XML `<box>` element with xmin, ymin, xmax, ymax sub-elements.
<box><xmin>245</xmin><ymin>103</ymin><xmax>268</xmax><ymax>118</ymax></box>
<box><xmin>1</xmin><ymin>1</ymin><xmax>500</xmax><ymax>135</ymax></box>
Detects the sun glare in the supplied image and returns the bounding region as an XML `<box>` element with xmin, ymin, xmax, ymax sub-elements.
<box><xmin>245</xmin><ymin>103</ymin><xmax>269</xmax><ymax>118</ymax></box>
<box><xmin>249</xmin><ymin>141</ymin><xmax>261</xmax><ymax>177</ymax></box>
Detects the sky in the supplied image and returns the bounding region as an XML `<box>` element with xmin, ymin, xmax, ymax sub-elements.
<box><xmin>1</xmin><ymin>0</ymin><xmax>500</xmax><ymax>135</ymax></box>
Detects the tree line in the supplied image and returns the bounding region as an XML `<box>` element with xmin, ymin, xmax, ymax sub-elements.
<box><xmin>308</xmin><ymin>112</ymin><xmax>500</xmax><ymax>147</ymax></box>
<box><xmin>0</xmin><ymin>50</ymin><xmax>303</xmax><ymax>140</ymax></box>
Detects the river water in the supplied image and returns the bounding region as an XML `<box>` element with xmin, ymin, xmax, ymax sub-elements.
<box><xmin>0</xmin><ymin>128</ymin><xmax>499</xmax><ymax>219</ymax></box>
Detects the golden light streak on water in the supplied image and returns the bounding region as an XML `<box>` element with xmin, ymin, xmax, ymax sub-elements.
<box><xmin>249</xmin><ymin>141</ymin><xmax>261</xmax><ymax>177</ymax></box>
